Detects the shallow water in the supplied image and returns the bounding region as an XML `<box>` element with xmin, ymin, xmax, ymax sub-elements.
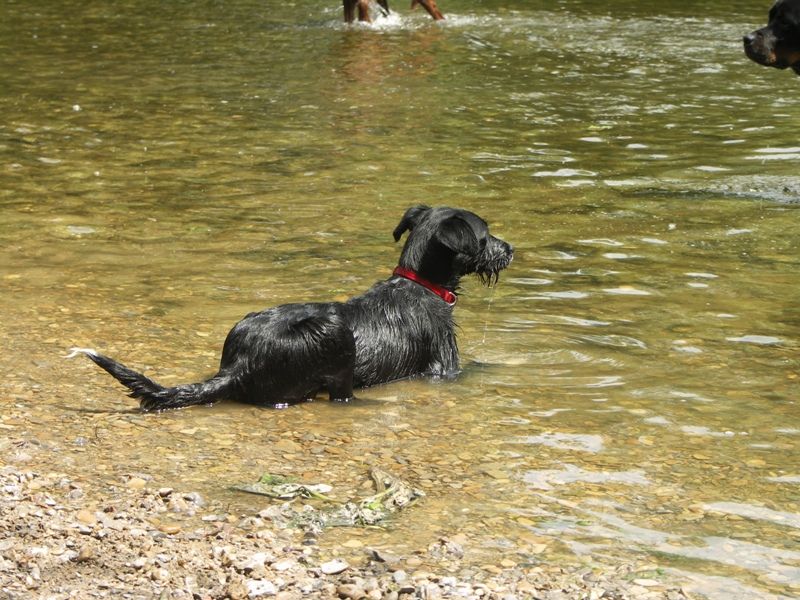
<box><xmin>1</xmin><ymin>0</ymin><xmax>799</xmax><ymax>597</ymax></box>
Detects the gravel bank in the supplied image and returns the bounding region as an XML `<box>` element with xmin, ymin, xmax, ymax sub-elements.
<box><xmin>0</xmin><ymin>466</ymin><xmax>695</xmax><ymax>599</ymax></box>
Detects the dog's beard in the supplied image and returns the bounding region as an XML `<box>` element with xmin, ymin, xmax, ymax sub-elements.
<box><xmin>473</xmin><ymin>243</ymin><xmax>513</xmax><ymax>287</ymax></box>
<box><xmin>476</xmin><ymin>270</ymin><xmax>501</xmax><ymax>287</ymax></box>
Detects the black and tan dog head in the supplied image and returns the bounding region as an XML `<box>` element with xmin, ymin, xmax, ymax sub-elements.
<box><xmin>744</xmin><ymin>0</ymin><xmax>800</xmax><ymax>75</ymax></box>
<box><xmin>393</xmin><ymin>205</ymin><xmax>513</xmax><ymax>288</ymax></box>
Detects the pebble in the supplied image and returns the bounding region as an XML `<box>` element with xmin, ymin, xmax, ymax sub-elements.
<box><xmin>274</xmin><ymin>439</ymin><xmax>301</xmax><ymax>453</ymax></box>
<box><xmin>157</xmin><ymin>522</ymin><xmax>181</xmax><ymax>535</ymax></box>
<box><xmin>238</xmin><ymin>552</ymin><xmax>271</xmax><ymax>571</ymax></box>
<box><xmin>320</xmin><ymin>558</ymin><xmax>349</xmax><ymax>575</ymax></box>
<box><xmin>76</xmin><ymin>546</ymin><xmax>94</xmax><ymax>563</ymax></box>
<box><xmin>246</xmin><ymin>579</ymin><xmax>277</xmax><ymax>597</ymax></box>
<box><xmin>272</xmin><ymin>559</ymin><xmax>295</xmax><ymax>572</ymax></box>
<box><xmin>392</xmin><ymin>570</ymin><xmax>408</xmax><ymax>584</ymax></box>
<box><xmin>368</xmin><ymin>548</ymin><xmax>400</xmax><ymax>564</ymax></box>
<box><xmin>405</xmin><ymin>556</ymin><xmax>422</xmax><ymax>567</ymax></box>
<box><xmin>75</xmin><ymin>509</ymin><xmax>96</xmax><ymax>525</ymax></box>
<box><xmin>337</xmin><ymin>583</ymin><xmax>366</xmax><ymax>599</ymax></box>
<box><xmin>500</xmin><ymin>558</ymin><xmax>516</xmax><ymax>568</ymax></box>
<box><xmin>633</xmin><ymin>578</ymin><xmax>662</xmax><ymax>587</ymax></box>
<box><xmin>126</xmin><ymin>478</ymin><xmax>147</xmax><ymax>490</ymax></box>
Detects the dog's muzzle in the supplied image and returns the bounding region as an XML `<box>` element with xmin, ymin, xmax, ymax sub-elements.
<box><xmin>475</xmin><ymin>238</ymin><xmax>514</xmax><ymax>286</ymax></box>
<box><xmin>743</xmin><ymin>29</ymin><xmax>779</xmax><ymax>66</ymax></box>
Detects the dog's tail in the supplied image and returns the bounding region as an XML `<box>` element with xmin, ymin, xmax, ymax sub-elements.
<box><xmin>67</xmin><ymin>347</ymin><xmax>232</xmax><ymax>412</ymax></box>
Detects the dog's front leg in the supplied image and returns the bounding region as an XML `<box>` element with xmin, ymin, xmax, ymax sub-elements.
<box><xmin>325</xmin><ymin>370</ymin><xmax>355</xmax><ymax>402</ymax></box>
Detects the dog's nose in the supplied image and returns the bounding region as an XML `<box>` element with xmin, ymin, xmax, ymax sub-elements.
<box><xmin>743</xmin><ymin>33</ymin><xmax>755</xmax><ymax>46</ymax></box>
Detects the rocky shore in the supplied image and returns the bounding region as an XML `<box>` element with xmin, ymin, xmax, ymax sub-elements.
<box><xmin>0</xmin><ymin>466</ymin><xmax>695</xmax><ymax>600</ymax></box>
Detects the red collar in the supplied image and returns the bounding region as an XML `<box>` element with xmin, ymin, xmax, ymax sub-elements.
<box><xmin>393</xmin><ymin>266</ymin><xmax>457</xmax><ymax>306</ymax></box>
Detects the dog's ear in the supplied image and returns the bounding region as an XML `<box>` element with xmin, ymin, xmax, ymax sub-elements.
<box><xmin>435</xmin><ymin>214</ymin><xmax>481</xmax><ymax>255</ymax></box>
<box><xmin>393</xmin><ymin>205</ymin><xmax>432</xmax><ymax>242</ymax></box>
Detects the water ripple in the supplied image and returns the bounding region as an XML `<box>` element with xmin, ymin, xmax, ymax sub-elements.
<box><xmin>571</xmin><ymin>334</ymin><xmax>647</xmax><ymax>349</ymax></box>
<box><xmin>515</xmin><ymin>432</ymin><xmax>604</xmax><ymax>453</ymax></box>
<box><xmin>523</xmin><ymin>464</ymin><xmax>649</xmax><ymax>490</ymax></box>
<box><xmin>726</xmin><ymin>335</ymin><xmax>783</xmax><ymax>345</ymax></box>
<box><xmin>703</xmin><ymin>502</ymin><xmax>800</xmax><ymax>530</ymax></box>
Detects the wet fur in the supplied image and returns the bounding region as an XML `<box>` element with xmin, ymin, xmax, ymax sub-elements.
<box><xmin>744</xmin><ymin>0</ymin><xmax>800</xmax><ymax>75</ymax></box>
<box><xmin>75</xmin><ymin>206</ymin><xmax>513</xmax><ymax>412</ymax></box>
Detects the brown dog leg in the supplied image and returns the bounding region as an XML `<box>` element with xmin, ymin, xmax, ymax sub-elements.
<box><xmin>411</xmin><ymin>0</ymin><xmax>444</xmax><ymax>20</ymax></box>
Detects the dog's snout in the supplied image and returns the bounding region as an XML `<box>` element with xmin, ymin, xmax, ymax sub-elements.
<box><xmin>743</xmin><ymin>32</ymin><xmax>756</xmax><ymax>46</ymax></box>
<box><xmin>487</xmin><ymin>235</ymin><xmax>512</xmax><ymax>256</ymax></box>
<box><xmin>495</xmin><ymin>237</ymin><xmax>513</xmax><ymax>259</ymax></box>
<box><xmin>502</xmin><ymin>240</ymin><xmax>514</xmax><ymax>266</ymax></box>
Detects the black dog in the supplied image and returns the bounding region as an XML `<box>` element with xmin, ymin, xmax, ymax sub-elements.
<box><xmin>71</xmin><ymin>206</ymin><xmax>513</xmax><ymax>411</ymax></box>
<box><xmin>744</xmin><ymin>0</ymin><xmax>800</xmax><ymax>75</ymax></box>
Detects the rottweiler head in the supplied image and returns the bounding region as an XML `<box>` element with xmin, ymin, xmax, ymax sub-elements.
<box><xmin>744</xmin><ymin>0</ymin><xmax>800</xmax><ymax>75</ymax></box>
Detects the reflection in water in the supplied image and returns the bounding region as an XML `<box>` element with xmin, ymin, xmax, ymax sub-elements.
<box><xmin>1</xmin><ymin>0</ymin><xmax>799</xmax><ymax>598</ymax></box>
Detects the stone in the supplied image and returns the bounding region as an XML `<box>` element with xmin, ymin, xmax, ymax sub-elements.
<box><xmin>157</xmin><ymin>522</ymin><xmax>181</xmax><ymax>535</ymax></box>
<box><xmin>272</xmin><ymin>559</ymin><xmax>295</xmax><ymax>572</ymax></box>
<box><xmin>500</xmin><ymin>558</ymin><xmax>516</xmax><ymax>568</ymax></box>
<box><xmin>274</xmin><ymin>439</ymin><xmax>301</xmax><ymax>453</ymax></box>
<box><xmin>238</xmin><ymin>552</ymin><xmax>271</xmax><ymax>572</ymax></box>
<box><xmin>320</xmin><ymin>559</ymin><xmax>349</xmax><ymax>575</ymax></box>
<box><xmin>337</xmin><ymin>583</ymin><xmax>366</xmax><ymax>599</ymax></box>
<box><xmin>75</xmin><ymin>509</ymin><xmax>96</xmax><ymax>525</ymax></box>
<box><xmin>368</xmin><ymin>548</ymin><xmax>400</xmax><ymax>564</ymax></box>
<box><xmin>421</xmin><ymin>583</ymin><xmax>442</xmax><ymax>599</ymax></box>
<box><xmin>246</xmin><ymin>579</ymin><xmax>278</xmax><ymax>597</ymax></box>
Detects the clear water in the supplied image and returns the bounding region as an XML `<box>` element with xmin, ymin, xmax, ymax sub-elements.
<box><xmin>1</xmin><ymin>1</ymin><xmax>798</xmax><ymax>597</ymax></box>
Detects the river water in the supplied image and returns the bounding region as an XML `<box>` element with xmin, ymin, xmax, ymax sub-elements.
<box><xmin>1</xmin><ymin>0</ymin><xmax>798</xmax><ymax>598</ymax></box>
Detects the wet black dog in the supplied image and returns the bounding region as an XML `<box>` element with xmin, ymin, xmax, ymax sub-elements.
<box><xmin>72</xmin><ymin>206</ymin><xmax>513</xmax><ymax>411</ymax></box>
<box><xmin>744</xmin><ymin>0</ymin><xmax>800</xmax><ymax>75</ymax></box>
